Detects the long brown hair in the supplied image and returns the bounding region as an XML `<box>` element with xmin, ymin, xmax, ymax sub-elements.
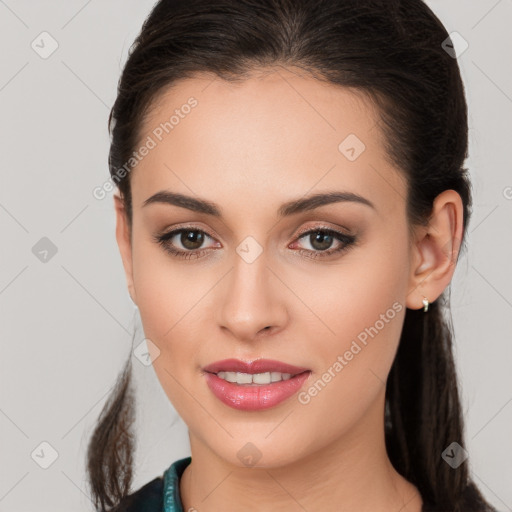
<box><xmin>86</xmin><ymin>1</ymin><xmax>496</xmax><ymax>510</ymax></box>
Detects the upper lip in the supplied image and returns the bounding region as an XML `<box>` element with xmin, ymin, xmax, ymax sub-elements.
<box><xmin>203</xmin><ymin>358</ymin><xmax>310</xmax><ymax>376</ymax></box>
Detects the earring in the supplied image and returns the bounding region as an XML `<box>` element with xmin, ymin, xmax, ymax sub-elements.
<box><xmin>422</xmin><ymin>297</ymin><xmax>429</xmax><ymax>312</ymax></box>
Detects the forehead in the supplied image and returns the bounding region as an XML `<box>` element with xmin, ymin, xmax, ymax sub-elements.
<box><xmin>130</xmin><ymin>67</ymin><xmax>407</xmax><ymax>219</ymax></box>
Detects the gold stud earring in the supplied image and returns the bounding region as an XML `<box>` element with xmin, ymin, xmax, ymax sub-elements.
<box><xmin>422</xmin><ymin>297</ymin><xmax>429</xmax><ymax>312</ymax></box>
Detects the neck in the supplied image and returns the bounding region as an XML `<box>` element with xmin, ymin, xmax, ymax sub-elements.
<box><xmin>179</xmin><ymin>389</ymin><xmax>423</xmax><ymax>512</ymax></box>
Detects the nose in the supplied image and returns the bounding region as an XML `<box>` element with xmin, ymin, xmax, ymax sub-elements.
<box><xmin>215</xmin><ymin>252</ymin><xmax>289</xmax><ymax>343</ymax></box>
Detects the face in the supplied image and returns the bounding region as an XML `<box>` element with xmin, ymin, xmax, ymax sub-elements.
<box><xmin>116</xmin><ymin>67</ymin><xmax>418</xmax><ymax>468</ymax></box>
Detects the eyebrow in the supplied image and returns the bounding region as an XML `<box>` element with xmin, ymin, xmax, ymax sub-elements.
<box><xmin>142</xmin><ymin>190</ymin><xmax>375</xmax><ymax>217</ymax></box>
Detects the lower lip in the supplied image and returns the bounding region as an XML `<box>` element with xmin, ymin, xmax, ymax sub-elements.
<box><xmin>203</xmin><ymin>371</ymin><xmax>311</xmax><ymax>411</ymax></box>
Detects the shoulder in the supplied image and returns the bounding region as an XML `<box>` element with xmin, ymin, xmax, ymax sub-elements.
<box><xmin>110</xmin><ymin>476</ymin><xmax>164</xmax><ymax>512</ymax></box>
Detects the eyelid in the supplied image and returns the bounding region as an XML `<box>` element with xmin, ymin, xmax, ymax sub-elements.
<box><xmin>157</xmin><ymin>222</ymin><xmax>218</xmax><ymax>241</ymax></box>
<box><xmin>293</xmin><ymin>222</ymin><xmax>353</xmax><ymax>239</ymax></box>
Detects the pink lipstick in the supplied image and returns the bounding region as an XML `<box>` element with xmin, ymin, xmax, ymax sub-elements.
<box><xmin>202</xmin><ymin>358</ymin><xmax>311</xmax><ymax>411</ymax></box>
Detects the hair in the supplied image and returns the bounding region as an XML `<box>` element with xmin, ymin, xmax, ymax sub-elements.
<box><xmin>86</xmin><ymin>1</ymin><xmax>496</xmax><ymax>511</ymax></box>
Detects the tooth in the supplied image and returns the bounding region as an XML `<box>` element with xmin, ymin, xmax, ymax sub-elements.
<box><xmin>224</xmin><ymin>371</ymin><xmax>237</xmax><ymax>383</ymax></box>
<box><xmin>282</xmin><ymin>373</ymin><xmax>291</xmax><ymax>380</ymax></box>
<box><xmin>270</xmin><ymin>372</ymin><xmax>282</xmax><ymax>382</ymax></box>
<box><xmin>252</xmin><ymin>372</ymin><xmax>272</xmax><ymax>384</ymax></box>
<box><xmin>237</xmin><ymin>372</ymin><xmax>253</xmax><ymax>384</ymax></box>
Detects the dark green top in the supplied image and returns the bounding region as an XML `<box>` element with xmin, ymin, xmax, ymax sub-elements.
<box><xmin>112</xmin><ymin>456</ymin><xmax>191</xmax><ymax>512</ymax></box>
<box><xmin>162</xmin><ymin>456</ymin><xmax>191</xmax><ymax>511</ymax></box>
<box><xmin>113</xmin><ymin>456</ymin><xmax>497</xmax><ymax>511</ymax></box>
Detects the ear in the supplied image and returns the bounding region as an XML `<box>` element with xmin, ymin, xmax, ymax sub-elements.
<box><xmin>406</xmin><ymin>189</ymin><xmax>464</xmax><ymax>310</ymax></box>
<box><xmin>113</xmin><ymin>193</ymin><xmax>137</xmax><ymax>306</ymax></box>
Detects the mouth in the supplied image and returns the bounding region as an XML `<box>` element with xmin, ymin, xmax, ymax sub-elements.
<box><xmin>202</xmin><ymin>358</ymin><xmax>312</xmax><ymax>410</ymax></box>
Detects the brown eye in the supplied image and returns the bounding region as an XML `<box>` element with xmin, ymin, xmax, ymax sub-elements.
<box><xmin>307</xmin><ymin>231</ymin><xmax>336</xmax><ymax>251</ymax></box>
<box><xmin>153</xmin><ymin>227</ymin><xmax>219</xmax><ymax>259</ymax></box>
<box><xmin>292</xmin><ymin>227</ymin><xmax>357</xmax><ymax>259</ymax></box>
<box><xmin>180</xmin><ymin>230</ymin><xmax>206</xmax><ymax>250</ymax></box>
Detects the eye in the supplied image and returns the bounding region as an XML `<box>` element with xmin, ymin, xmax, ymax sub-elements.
<box><xmin>290</xmin><ymin>227</ymin><xmax>357</xmax><ymax>259</ymax></box>
<box><xmin>153</xmin><ymin>227</ymin><xmax>220</xmax><ymax>260</ymax></box>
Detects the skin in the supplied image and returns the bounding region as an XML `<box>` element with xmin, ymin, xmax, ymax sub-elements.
<box><xmin>114</xmin><ymin>66</ymin><xmax>464</xmax><ymax>512</ymax></box>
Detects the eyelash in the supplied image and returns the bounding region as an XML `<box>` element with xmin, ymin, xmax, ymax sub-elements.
<box><xmin>153</xmin><ymin>225</ymin><xmax>357</xmax><ymax>261</ymax></box>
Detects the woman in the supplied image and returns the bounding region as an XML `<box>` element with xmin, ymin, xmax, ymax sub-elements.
<box><xmin>86</xmin><ymin>0</ymin><xmax>498</xmax><ymax>510</ymax></box>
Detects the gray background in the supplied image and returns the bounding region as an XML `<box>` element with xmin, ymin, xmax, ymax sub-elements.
<box><xmin>0</xmin><ymin>1</ymin><xmax>511</xmax><ymax>510</ymax></box>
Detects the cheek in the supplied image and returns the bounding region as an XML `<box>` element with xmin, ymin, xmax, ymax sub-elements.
<box><xmin>133</xmin><ymin>252</ymin><xmax>205</xmax><ymax>419</ymax></box>
<box><xmin>131</xmin><ymin>230</ymin><xmax>202</xmax><ymax>336</ymax></box>
<box><xmin>291</xmin><ymin>229</ymin><xmax>409</xmax><ymax>416</ymax></box>
<box><xmin>130</xmin><ymin>236</ymin><xmax>204</xmax><ymax>378</ymax></box>
<box><xmin>294</xmin><ymin>224</ymin><xmax>408</xmax><ymax>348</ymax></box>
